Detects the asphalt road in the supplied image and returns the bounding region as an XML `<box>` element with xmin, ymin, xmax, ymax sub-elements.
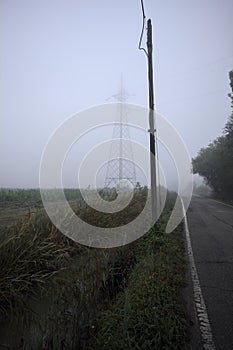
<box><xmin>187</xmin><ymin>196</ymin><xmax>233</xmax><ymax>350</ymax></box>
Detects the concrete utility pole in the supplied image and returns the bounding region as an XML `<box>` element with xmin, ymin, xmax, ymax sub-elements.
<box><xmin>147</xmin><ymin>19</ymin><xmax>157</xmax><ymax>225</ymax></box>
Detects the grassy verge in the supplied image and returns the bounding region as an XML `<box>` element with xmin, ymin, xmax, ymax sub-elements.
<box><xmin>88</xmin><ymin>223</ymin><xmax>189</xmax><ymax>350</ymax></box>
<box><xmin>0</xmin><ymin>190</ymin><xmax>189</xmax><ymax>349</ymax></box>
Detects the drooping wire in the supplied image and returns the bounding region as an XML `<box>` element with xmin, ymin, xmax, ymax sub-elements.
<box><xmin>138</xmin><ymin>0</ymin><xmax>148</xmax><ymax>56</ymax></box>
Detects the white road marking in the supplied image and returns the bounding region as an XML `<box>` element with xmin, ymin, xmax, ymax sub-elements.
<box><xmin>209</xmin><ymin>198</ymin><xmax>233</xmax><ymax>209</ymax></box>
<box><xmin>183</xmin><ymin>208</ymin><xmax>216</xmax><ymax>350</ymax></box>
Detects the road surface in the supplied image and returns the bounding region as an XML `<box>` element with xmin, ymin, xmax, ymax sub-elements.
<box><xmin>187</xmin><ymin>196</ymin><xmax>233</xmax><ymax>350</ymax></box>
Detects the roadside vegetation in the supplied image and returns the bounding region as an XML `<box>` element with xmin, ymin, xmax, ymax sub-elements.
<box><xmin>192</xmin><ymin>70</ymin><xmax>233</xmax><ymax>202</ymax></box>
<box><xmin>0</xmin><ymin>188</ymin><xmax>189</xmax><ymax>349</ymax></box>
<box><xmin>90</xmin><ymin>217</ymin><xmax>189</xmax><ymax>350</ymax></box>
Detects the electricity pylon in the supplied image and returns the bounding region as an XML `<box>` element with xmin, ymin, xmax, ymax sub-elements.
<box><xmin>104</xmin><ymin>80</ymin><xmax>137</xmax><ymax>189</ymax></box>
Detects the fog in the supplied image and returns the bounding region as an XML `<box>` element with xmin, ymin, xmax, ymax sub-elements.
<box><xmin>1</xmin><ymin>0</ymin><xmax>233</xmax><ymax>188</ymax></box>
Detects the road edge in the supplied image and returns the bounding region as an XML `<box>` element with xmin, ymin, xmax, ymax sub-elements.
<box><xmin>183</xmin><ymin>207</ymin><xmax>216</xmax><ymax>350</ymax></box>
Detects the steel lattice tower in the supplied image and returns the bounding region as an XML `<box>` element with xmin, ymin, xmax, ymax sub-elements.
<box><xmin>104</xmin><ymin>81</ymin><xmax>137</xmax><ymax>189</ymax></box>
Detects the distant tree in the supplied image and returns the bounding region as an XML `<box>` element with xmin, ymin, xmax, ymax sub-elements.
<box><xmin>194</xmin><ymin>184</ymin><xmax>212</xmax><ymax>197</ymax></box>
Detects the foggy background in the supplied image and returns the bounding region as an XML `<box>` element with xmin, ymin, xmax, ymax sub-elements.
<box><xmin>1</xmin><ymin>0</ymin><xmax>233</xmax><ymax>188</ymax></box>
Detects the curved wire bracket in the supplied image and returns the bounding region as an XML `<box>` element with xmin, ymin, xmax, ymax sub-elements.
<box><xmin>138</xmin><ymin>0</ymin><xmax>148</xmax><ymax>56</ymax></box>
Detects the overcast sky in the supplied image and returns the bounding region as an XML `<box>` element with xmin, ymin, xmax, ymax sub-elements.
<box><xmin>1</xmin><ymin>0</ymin><xmax>233</xmax><ymax>188</ymax></box>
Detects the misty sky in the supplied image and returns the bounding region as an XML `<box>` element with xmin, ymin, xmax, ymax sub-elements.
<box><xmin>1</xmin><ymin>0</ymin><xmax>233</xmax><ymax>188</ymax></box>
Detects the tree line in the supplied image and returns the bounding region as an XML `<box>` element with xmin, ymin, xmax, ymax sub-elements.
<box><xmin>192</xmin><ymin>70</ymin><xmax>233</xmax><ymax>199</ymax></box>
